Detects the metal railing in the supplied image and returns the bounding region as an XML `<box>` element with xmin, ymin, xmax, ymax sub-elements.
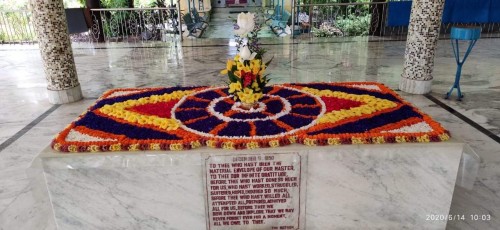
<box><xmin>292</xmin><ymin>0</ymin><xmax>500</xmax><ymax>40</ymax></box>
<box><xmin>2</xmin><ymin>2</ymin><xmax>499</xmax><ymax>44</ymax></box>
<box><xmin>0</xmin><ymin>10</ymin><xmax>37</xmax><ymax>43</ymax></box>
<box><xmin>292</xmin><ymin>1</ymin><xmax>387</xmax><ymax>38</ymax></box>
<box><xmin>90</xmin><ymin>6</ymin><xmax>182</xmax><ymax>42</ymax></box>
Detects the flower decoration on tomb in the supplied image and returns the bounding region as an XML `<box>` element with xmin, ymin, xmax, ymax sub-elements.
<box><xmin>52</xmin><ymin>82</ymin><xmax>450</xmax><ymax>153</ymax></box>
<box><xmin>221</xmin><ymin>12</ymin><xmax>272</xmax><ymax>110</ymax></box>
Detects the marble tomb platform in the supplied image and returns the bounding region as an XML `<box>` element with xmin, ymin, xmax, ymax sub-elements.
<box><xmin>32</xmin><ymin>141</ymin><xmax>465</xmax><ymax>229</ymax></box>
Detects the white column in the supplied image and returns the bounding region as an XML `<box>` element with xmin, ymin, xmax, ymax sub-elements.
<box><xmin>30</xmin><ymin>0</ymin><xmax>83</xmax><ymax>104</ymax></box>
<box><xmin>400</xmin><ymin>0</ymin><xmax>445</xmax><ymax>94</ymax></box>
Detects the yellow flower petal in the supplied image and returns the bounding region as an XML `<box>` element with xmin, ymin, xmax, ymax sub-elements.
<box><xmin>229</xmin><ymin>82</ymin><xmax>242</xmax><ymax>93</ymax></box>
<box><xmin>226</xmin><ymin>60</ymin><xmax>235</xmax><ymax>70</ymax></box>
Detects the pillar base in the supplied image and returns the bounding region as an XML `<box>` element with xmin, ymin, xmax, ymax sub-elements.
<box><xmin>399</xmin><ymin>77</ymin><xmax>432</xmax><ymax>94</ymax></box>
<box><xmin>47</xmin><ymin>85</ymin><xmax>83</xmax><ymax>104</ymax></box>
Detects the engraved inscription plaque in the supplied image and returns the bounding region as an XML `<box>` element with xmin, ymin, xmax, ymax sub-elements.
<box><xmin>205</xmin><ymin>153</ymin><xmax>302</xmax><ymax>230</ymax></box>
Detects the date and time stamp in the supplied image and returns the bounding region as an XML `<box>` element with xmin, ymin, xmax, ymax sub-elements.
<box><xmin>426</xmin><ymin>214</ymin><xmax>492</xmax><ymax>221</ymax></box>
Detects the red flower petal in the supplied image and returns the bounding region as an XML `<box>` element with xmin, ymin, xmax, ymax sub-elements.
<box><xmin>321</xmin><ymin>96</ymin><xmax>363</xmax><ymax>112</ymax></box>
<box><xmin>128</xmin><ymin>100</ymin><xmax>179</xmax><ymax>118</ymax></box>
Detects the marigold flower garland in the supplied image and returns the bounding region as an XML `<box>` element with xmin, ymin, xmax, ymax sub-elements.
<box><xmin>51</xmin><ymin>82</ymin><xmax>450</xmax><ymax>153</ymax></box>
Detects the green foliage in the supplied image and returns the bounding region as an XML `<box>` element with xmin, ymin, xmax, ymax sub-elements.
<box><xmin>149</xmin><ymin>0</ymin><xmax>165</xmax><ymax>7</ymax></box>
<box><xmin>101</xmin><ymin>0</ymin><xmax>129</xmax><ymax>8</ymax></box>
<box><xmin>0</xmin><ymin>32</ymin><xmax>6</xmax><ymax>42</ymax></box>
<box><xmin>63</xmin><ymin>0</ymin><xmax>85</xmax><ymax>8</ymax></box>
<box><xmin>0</xmin><ymin>0</ymin><xmax>28</xmax><ymax>10</ymax></box>
<box><xmin>102</xmin><ymin>11</ymin><xmax>133</xmax><ymax>37</ymax></box>
<box><xmin>0</xmin><ymin>12</ymin><xmax>36</xmax><ymax>42</ymax></box>
<box><xmin>135</xmin><ymin>0</ymin><xmax>156</xmax><ymax>7</ymax></box>
<box><xmin>311</xmin><ymin>24</ymin><xmax>343</xmax><ymax>37</ymax></box>
<box><xmin>306</xmin><ymin>0</ymin><xmax>373</xmax><ymax>37</ymax></box>
<box><xmin>312</xmin><ymin>13</ymin><xmax>370</xmax><ymax>37</ymax></box>
<box><xmin>336</xmin><ymin>14</ymin><xmax>370</xmax><ymax>36</ymax></box>
<box><xmin>228</xmin><ymin>70</ymin><xmax>238</xmax><ymax>83</ymax></box>
<box><xmin>99</xmin><ymin>0</ymin><xmax>132</xmax><ymax>37</ymax></box>
<box><xmin>308</xmin><ymin>0</ymin><xmax>371</xmax><ymax>15</ymax></box>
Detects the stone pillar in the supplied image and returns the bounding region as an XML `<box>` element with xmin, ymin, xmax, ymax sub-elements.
<box><xmin>399</xmin><ymin>0</ymin><xmax>445</xmax><ymax>94</ymax></box>
<box><xmin>30</xmin><ymin>0</ymin><xmax>83</xmax><ymax>104</ymax></box>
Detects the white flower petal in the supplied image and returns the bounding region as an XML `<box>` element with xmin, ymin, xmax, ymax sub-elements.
<box><xmin>238</xmin><ymin>45</ymin><xmax>257</xmax><ymax>62</ymax></box>
<box><xmin>234</xmin><ymin>12</ymin><xmax>256</xmax><ymax>36</ymax></box>
<box><xmin>234</xmin><ymin>28</ymin><xmax>246</xmax><ymax>36</ymax></box>
<box><xmin>240</xmin><ymin>46</ymin><xmax>250</xmax><ymax>58</ymax></box>
<box><xmin>249</xmin><ymin>52</ymin><xmax>257</xmax><ymax>60</ymax></box>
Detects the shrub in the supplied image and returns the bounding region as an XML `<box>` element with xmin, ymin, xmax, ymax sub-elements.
<box><xmin>336</xmin><ymin>14</ymin><xmax>371</xmax><ymax>36</ymax></box>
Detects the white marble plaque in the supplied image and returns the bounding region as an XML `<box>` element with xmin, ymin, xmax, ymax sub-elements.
<box><xmin>204</xmin><ymin>153</ymin><xmax>302</xmax><ymax>230</ymax></box>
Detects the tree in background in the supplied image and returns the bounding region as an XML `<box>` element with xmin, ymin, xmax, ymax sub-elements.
<box><xmin>306</xmin><ymin>0</ymin><xmax>372</xmax><ymax>37</ymax></box>
<box><xmin>65</xmin><ymin>0</ymin><xmax>86</xmax><ymax>7</ymax></box>
<box><xmin>100</xmin><ymin>0</ymin><xmax>132</xmax><ymax>8</ymax></box>
<box><xmin>0</xmin><ymin>0</ymin><xmax>28</xmax><ymax>10</ymax></box>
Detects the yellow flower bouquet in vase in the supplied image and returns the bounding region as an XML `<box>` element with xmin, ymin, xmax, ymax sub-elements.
<box><xmin>221</xmin><ymin>12</ymin><xmax>272</xmax><ymax>110</ymax></box>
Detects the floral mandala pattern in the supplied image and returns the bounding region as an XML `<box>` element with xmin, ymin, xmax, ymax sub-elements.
<box><xmin>172</xmin><ymin>86</ymin><xmax>325</xmax><ymax>139</ymax></box>
<box><xmin>52</xmin><ymin>82</ymin><xmax>450</xmax><ymax>153</ymax></box>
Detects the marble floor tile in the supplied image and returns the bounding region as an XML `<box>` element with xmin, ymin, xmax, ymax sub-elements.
<box><xmin>1</xmin><ymin>37</ymin><xmax>500</xmax><ymax>229</ymax></box>
<box><xmin>430</xmin><ymin>90</ymin><xmax>500</xmax><ymax>137</ymax></box>
<box><xmin>0</xmin><ymin>99</ymin><xmax>96</xmax><ymax>229</ymax></box>
<box><xmin>400</xmin><ymin>93</ymin><xmax>500</xmax><ymax>229</ymax></box>
<box><xmin>203</xmin><ymin>7</ymin><xmax>276</xmax><ymax>39</ymax></box>
<box><xmin>0</xmin><ymin>167</ymin><xmax>55</xmax><ymax>230</ymax></box>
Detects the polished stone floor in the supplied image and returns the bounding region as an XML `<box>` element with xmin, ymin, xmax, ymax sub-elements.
<box><xmin>0</xmin><ymin>37</ymin><xmax>499</xmax><ymax>229</ymax></box>
<box><xmin>203</xmin><ymin>6</ymin><xmax>277</xmax><ymax>39</ymax></box>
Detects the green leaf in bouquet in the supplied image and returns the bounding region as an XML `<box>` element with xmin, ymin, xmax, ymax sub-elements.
<box><xmin>228</xmin><ymin>71</ymin><xmax>238</xmax><ymax>83</ymax></box>
<box><xmin>256</xmin><ymin>76</ymin><xmax>267</xmax><ymax>89</ymax></box>
<box><xmin>255</xmin><ymin>75</ymin><xmax>262</xmax><ymax>84</ymax></box>
<box><xmin>261</xmin><ymin>74</ymin><xmax>271</xmax><ymax>84</ymax></box>
<box><xmin>265</xmin><ymin>56</ymin><xmax>274</xmax><ymax>67</ymax></box>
